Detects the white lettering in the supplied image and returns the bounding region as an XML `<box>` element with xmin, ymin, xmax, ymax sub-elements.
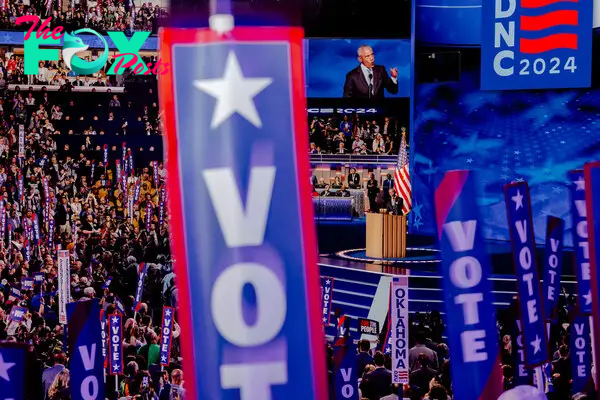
<box><xmin>495</xmin><ymin>0</ymin><xmax>516</xmax><ymax>19</ymax></box>
<box><xmin>575</xmin><ymin>200</ymin><xmax>587</xmax><ymax>218</ymax></box>
<box><xmin>80</xmin><ymin>375</ymin><xmax>99</xmax><ymax>400</ymax></box>
<box><xmin>575</xmin><ymin>323</ymin><xmax>585</xmax><ymax>336</ymax></box>
<box><xmin>443</xmin><ymin>220</ymin><xmax>477</xmax><ymax>252</ymax></box>
<box><xmin>578</xmin><ymin>365</ymin><xmax>586</xmax><ymax>377</ymax></box>
<box><xmin>547</xmin><ymin>286</ymin><xmax>555</xmax><ymax>301</ymax></box>
<box><xmin>450</xmin><ymin>256</ymin><xmax>482</xmax><ymax>289</ymax></box>
<box><xmin>461</xmin><ymin>330</ymin><xmax>488</xmax><ymax>362</ymax></box>
<box><xmin>455</xmin><ymin>293</ymin><xmax>483</xmax><ymax>325</ymax></box>
<box><xmin>519</xmin><ymin>247</ymin><xmax>532</xmax><ymax>270</ymax></box>
<box><xmin>203</xmin><ymin>167</ymin><xmax>276</xmax><ymax>247</ymax></box>
<box><xmin>221</xmin><ymin>362</ymin><xmax>288</xmax><ymax>400</ymax></box>
<box><xmin>515</xmin><ymin>220</ymin><xmax>528</xmax><ymax>243</ymax></box>
<box><xmin>79</xmin><ymin>344</ymin><xmax>96</xmax><ymax>371</ymax></box>
<box><xmin>212</xmin><ymin>263</ymin><xmax>286</xmax><ymax>347</ymax></box>
<box><xmin>523</xmin><ymin>273</ymin><xmax>534</xmax><ymax>296</ymax></box>
<box><xmin>582</xmin><ymin>262</ymin><xmax>591</xmax><ymax>280</ymax></box>
<box><xmin>494</xmin><ymin>21</ymin><xmax>514</xmax><ymax>48</ymax></box>
<box><xmin>527</xmin><ymin>299</ymin><xmax>538</xmax><ymax>323</ymax></box>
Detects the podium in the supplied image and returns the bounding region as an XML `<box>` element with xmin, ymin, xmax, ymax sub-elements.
<box><xmin>366</xmin><ymin>212</ymin><xmax>407</xmax><ymax>258</ymax></box>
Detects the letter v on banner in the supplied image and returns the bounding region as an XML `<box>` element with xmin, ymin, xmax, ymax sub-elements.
<box><xmin>504</xmin><ymin>182</ymin><xmax>549</xmax><ymax>367</ymax></box>
<box><xmin>158</xmin><ymin>26</ymin><xmax>327</xmax><ymax>400</ymax></box>
<box><xmin>434</xmin><ymin>170</ymin><xmax>502</xmax><ymax>400</ymax></box>
<box><xmin>583</xmin><ymin>162</ymin><xmax>600</xmax><ymax>391</ymax></box>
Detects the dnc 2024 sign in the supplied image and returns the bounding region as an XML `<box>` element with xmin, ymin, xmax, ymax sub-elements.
<box><xmin>481</xmin><ymin>0</ymin><xmax>592</xmax><ymax>90</ymax></box>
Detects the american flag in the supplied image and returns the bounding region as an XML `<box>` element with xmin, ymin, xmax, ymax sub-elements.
<box><xmin>394</xmin><ymin>132</ymin><xmax>412</xmax><ymax>214</ymax></box>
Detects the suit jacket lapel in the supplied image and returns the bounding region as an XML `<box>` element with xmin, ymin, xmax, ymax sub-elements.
<box><xmin>357</xmin><ymin>67</ymin><xmax>370</xmax><ymax>93</ymax></box>
<box><xmin>373</xmin><ymin>67</ymin><xmax>382</xmax><ymax>96</ymax></box>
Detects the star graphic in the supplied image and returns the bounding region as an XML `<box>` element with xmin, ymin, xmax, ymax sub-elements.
<box><xmin>165</xmin><ymin>309</ymin><xmax>172</xmax><ymax>317</ymax></box>
<box><xmin>530</xmin><ymin>335</ymin><xmax>542</xmax><ymax>354</ymax></box>
<box><xmin>466</xmin><ymin>158</ymin><xmax>473</xmax><ymax>163</ymax></box>
<box><xmin>583</xmin><ymin>290</ymin><xmax>592</xmax><ymax>305</ymax></box>
<box><xmin>574</xmin><ymin>176</ymin><xmax>585</xmax><ymax>191</ymax></box>
<box><xmin>113</xmin><ymin>364</ymin><xmax>120</xmax><ymax>371</ymax></box>
<box><xmin>514</xmin><ymin>150</ymin><xmax>521</xmax><ymax>155</ymax></box>
<box><xmin>112</xmin><ymin>316</ymin><xmax>119</xmax><ymax>325</ymax></box>
<box><xmin>560</xmin><ymin>140</ymin><xmax>566</xmax><ymax>144</ymax></box>
<box><xmin>552</xmin><ymin>186</ymin><xmax>563</xmax><ymax>194</ymax></box>
<box><xmin>412</xmin><ymin>203</ymin><xmax>423</xmax><ymax>220</ymax></box>
<box><xmin>541</xmin><ymin>208</ymin><xmax>551</xmax><ymax>217</ymax></box>
<box><xmin>161</xmin><ymin>355</ymin><xmax>167</xmax><ymax>363</ymax></box>
<box><xmin>512</xmin><ymin>190</ymin><xmax>524</xmax><ymax>210</ymax></box>
<box><xmin>194</xmin><ymin>51</ymin><xmax>272</xmax><ymax>129</ymax></box>
<box><xmin>501</xmin><ymin>174</ymin><xmax>510</xmax><ymax>180</ymax></box>
<box><xmin>325</xmin><ymin>279</ymin><xmax>331</xmax><ymax>284</ymax></box>
<box><xmin>413</xmin><ymin>218</ymin><xmax>424</xmax><ymax>229</ymax></box>
<box><xmin>323</xmin><ymin>317</ymin><xmax>328</xmax><ymax>323</ymax></box>
<box><xmin>0</xmin><ymin>352</ymin><xmax>15</xmax><ymax>381</ymax></box>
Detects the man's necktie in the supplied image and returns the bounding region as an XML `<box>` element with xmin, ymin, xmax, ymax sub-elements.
<box><xmin>368</xmin><ymin>72</ymin><xmax>373</xmax><ymax>98</ymax></box>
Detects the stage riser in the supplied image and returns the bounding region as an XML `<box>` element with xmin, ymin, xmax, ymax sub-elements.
<box><xmin>320</xmin><ymin>264</ymin><xmax>578</xmax><ymax>343</ymax></box>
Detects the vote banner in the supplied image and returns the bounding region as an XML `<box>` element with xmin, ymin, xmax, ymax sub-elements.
<box><xmin>358</xmin><ymin>318</ymin><xmax>379</xmax><ymax>336</ymax></box>
<box><xmin>9</xmin><ymin>306</ymin><xmax>27</xmax><ymax>322</ymax></box>
<box><xmin>583</xmin><ymin>161</ymin><xmax>600</xmax><ymax>389</ymax></box>
<box><xmin>435</xmin><ymin>170</ymin><xmax>502</xmax><ymax>400</ymax></box>
<box><xmin>568</xmin><ymin>170</ymin><xmax>592</xmax><ymax>314</ymax></box>
<box><xmin>570</xmin><ymin>313</ymin><xmax>592</xmax><ymax>393</ymax></box>
<box><xmin>9</xmin><ymin>286</ymin><xmax>21</xmax><ymax>301</ymax></box>
<box><xmin>391</xmin><ymin>276</ymin><xmax>409</xmax><ymax>384</ymax></box>
<box><xmin>159</xmin><ymin>306</ymin><xmax>175</xmax><ymax>366</ymax></box>
<box><xmin>158</xmin><ymin>27</ymin><xmax>327</xmax><ymax>400</ymax></box>
<box><xmin>481</xmin><ymin>0</ymin><xmax>593</xmax><ymax>90</ymax></box>
<box><xmin>67</xmin><ymin>300</ymin><xmax>106</xmax><ymax>400</ymax></box>
<box><xmin>108</xmin><ymin>313</ymin><xmax>123</xmax><ymax>375</ymax></box>
<box><xmin>18</xmin><ymin>124</ymin><xmax>25</xmax><ymax>159</ymax></box>
<box><xmin>321</xmin><ymin>277</ymin><xmax>333</xmax><ymax>325</ymax></box>
<box><xmin>335</xmin><ymin>314</ymin><xmax>351</xmax><ymax>346</ymax></box>
<box><xmin>20</xmin><ymin>277</ymin><xmax>33</xmax><ymax>291</ymax></box>
<box><xmin>133</xmin><ymin>262</ymin><xmax>147</xmax><ymax>312</ymax></box>
<box><xmin>103</xmin><ymin>144</ymin><xmax>109</xmax><ymax>166</ymax></box>
<box><xmin>33</xmin><ymin>272</ymin><xmax>44</xmax><ymax>285</ymax></box>
<box><xmin>542</xmin><ymin>216</ymin><xmax>564</xmax><ymax>322</ymax></box>
<box><xmin>512</xmin><ymin>319</ymin><xmax>533</xmax><ymax>387</ymax></box>
<box><xmin>333</xmin><ymin>342</ymin><xmax>359</xmax><ymax>400</ymax></box>
<box><xmin>57</xmin><ymin>250</ymin><xmax>71</xmax><ymax>324</ymax></box>
<box><xmin>0</xmin><ymin>343</ymin><xmax>27</xmax><ymax>400</ymax></box>
<box><xmin>100</xmin><ymin>309</ymin><xmax>108</xmax><ymax>369</ymax></box>
<box><xmin>504</xmin><ymin>182</ymin><xmax>549</xmax><ymax>366</ymax></box>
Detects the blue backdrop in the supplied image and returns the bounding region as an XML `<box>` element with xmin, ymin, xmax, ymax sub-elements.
<box><xmin>305</xmin><ymin>39</ymin><xmax>411</xmax><ymax>98</ymax></box>
<box><xmin>411</xmin><ymin>31</ymin><xmax>600</xmax><ymax>246</ymax></box>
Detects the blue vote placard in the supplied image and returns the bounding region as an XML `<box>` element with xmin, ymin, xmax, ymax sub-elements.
<box><xmin>321</xmin><ymin>277</ymin><xmax>334</xmax><ymax>325</ymax></box>
<box><xmin>569</xmin><ymin>170</ymin><xmax>592</xmax><ymax>314</ymax></box>
<box><xmin>542</xmin><ymin>216</ymin><xmax>565</xmax><ymax>322</ymax></box>
<box><xmin>0</xmin><ymin>343</ymin><xmax>27</xmax><ymax>400</ymax></box>
<box><xmin>583</xmin><ymin>162</ymin><xmax>600</xmax><ymax>389</ymax></box>
<box><xmin>435</xmin><ymin>170</ymin><xmax>502</xmax><ymax>399</ymax></box>
<box><xmin>159</xmin><ymin>306</ymin><xmax>174</xmax><ymax>366</ymax></box>
<box><xmin>504</xmin><ymin>182</ymin><xmax>549</xmax><ymax>366</ymax></box>
<box><xmin>158</xmin><ymin>27</ymin><xmax>327</xmax><ymax>400</ymax></box>
<box><xmin>570</xmin><ymin>313</ymin><xmax>592</xmax><ymax>393</ymax></box>
<box><xmin>108</xmin><ymin>313</ymin><xmax>123</xmax><ymax>375</ymax></box>
<box><xmin>481</xmin><ymin>0</ymin><xmax>592</xmax><ymax>90</ymax></box>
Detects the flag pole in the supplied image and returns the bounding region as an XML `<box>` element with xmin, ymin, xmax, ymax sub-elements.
<box><xmin>209</xmin><ymin>0</ymin><xmax>234</xmax><ymax>35</ymax></box>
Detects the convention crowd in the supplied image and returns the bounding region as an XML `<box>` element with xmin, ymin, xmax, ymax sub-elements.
<box><xmin>0</xmin><ymin>73</ymin><xmax>183</xmax><ymax>400</ymax></box>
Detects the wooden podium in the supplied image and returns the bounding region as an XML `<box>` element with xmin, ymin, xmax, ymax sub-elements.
<box><xmin>366</xmin><ymin>212</ymin><xmax>407</xmax><ymax>258</ymax></box>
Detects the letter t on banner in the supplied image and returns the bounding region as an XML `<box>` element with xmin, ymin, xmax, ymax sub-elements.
<box><xmin>434</xmin><ymin>170</ymin><xmax>502</xmax><ymax>400</ymax></box>
<box><xmin>158</xmin><ymin>26</ymin><xmax>327</xmax><ymax>400</ymax></box>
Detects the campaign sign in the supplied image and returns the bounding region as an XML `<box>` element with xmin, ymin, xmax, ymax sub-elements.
<box><xmin>358</xmin><ymin>318</ymin><xmax>380</xmax><ymax>336</ymax></box>
<box><xmin>33</xmin><ymin>272</ymin><xmax>44</xmax><ymax>284</ymax></box>
<box><xmin>108</xmin><ymin>313</ymin><xmax>123</xmax><ymax>375</ymax></box>
<box><xmin>99</xmin><ymin>309</ymin><xmax>108</xmax><ymax>369</ymax></box>
<box><xmin>67</xmin><ymin>300</ymin><xmax>105</xmax><ymax>400</ymax></box>
<box><xmin>133</xmin><ymin>262</ymin><xmax>147</xmax><ymax>312</ymax></box>
<box><xmin>333</xmin><ymin>342</ymin><xmax>359</xmax><ymax>400</ymax></box>
<box><xmin>504</xmin><ymin>182</ymin><xmax>549</xmax><ymax>366</ymax></box>
<box><xmin>335</xmin><ymin>314</ymin><xmax>352</xmax><ymax>346</ymax></box>
<box><xmin>9</xmin><ymin>306</ymin><xmax>27</xmax><ymax>322</ymax></box>
<box><xmin>0</xmin><ymin>343</ymin><xmax>27</xmax><ymax>400</ymax></box>
<box><xmin>9</xmin><ymin>286</ymin><xmax>21</xmax><ymax>300</ymax></box>
<box><xmin>21</xmin><ymin>277</ymin><xmax>33</xmax><ymax>291</ymax></box>
<box><xmin>158</xmin><ymin>27</ymin><xmax>327</xmax><ymax>400</ymax></box>
<box><xmin>481</xmin><ymin>0</ymin><xmax>592</xmax><ymax>90</ymax></box>
<box><xmin>583</xmin><ymin>162</ymin><xmax>600</xmax><ymax>389</ymax></box>
<box><xmin>512</xmin><ymin>319</ymin><xmax>533</xmax><ymax>386</ymax></box>
<box><xmin>570</xmin><ymin>313</ymin><xmax>592</xmax><ymax>393</ymax></box>
<box><xmin>321</xmin><ymin>277</ymin><xmax>334</xmax><ymax>325</ymax></box>
<box><xmin>57</xmin><ymin>250</ymin><xmax>71</xmax><ymax>324</ymax></box>
<box><xmin>159</xmin><ymin>306</ymin><xmax>175</xmax><ymax>366</ymax></box>
<box><xmin>542</xmin><ymin>216</ymin><xmax>564</xmax><ymax>322</ymax></box>
<box><xmin>391</xmin><ymin>276</ymin><xmax>409</xmax><ymax>384</ymax></box>
<box><xmin>569</xmin><ymin>170</ymin><xmax>592</xmax><ymax>314</ymax></box>
<box><xmin>435</xmin><ymin>170</ymin><xmax>502</xmax><ymax>400</ymax></box>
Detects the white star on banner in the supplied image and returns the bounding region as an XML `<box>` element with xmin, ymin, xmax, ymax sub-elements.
<box><xmin>323</xmin><ymin>317</ymin><xmax>327</xmax><ymax>323</ymax></box>
<box><xmin>113</xmin><ymin>364</ymin><xmax>120</xmax><ymax>371</ymax></box>
<box><xmin>512</xmin><ymin>190</ymin><xmax>524</xmax><ymax>210</ymax></box>
<box><xmin>0</xmin><ymin>352</ymin><xmax>15</xmax><ymax>381</ymax></box>
<box><xmin>466</xmin><ymin>158</ymin><xmax>473</xmax><ymax>163</ymax></box>
<box><xmin>325</xmin><ymin>279</ymin><xmax>331</xmax><ymax>284</ymax></box>
<box><xmin>165</xmin><ymin>309</ymin><xmax>172</xmax><ymax>317</ymax></box>
<box><xmin>194</xmin><ymin>51</ymin><xmax>272</xmax><ymax>129</ymax></box>
<box><xmin>583</xmin><ymin>290</ymin><xmax>592</xmax><ymax>305</ymax></box>
<box><xmin>161</xmin><ymin>355</ymin><xmax>167</xmax><ymax>363</ymax></box>
<box><xmin>112</xmin><ymin>316</ymin><xmax>119</xmax><ymax>325</ymax></box>
<box><xmin>530</xmin><ymin>335</ymin><xmax>542</xmax><ymax>354</ymax></box>
<box><xmin>575</xmin><ymin>176</ymin><xmax>586</xmax><ymax>191</ymax></box>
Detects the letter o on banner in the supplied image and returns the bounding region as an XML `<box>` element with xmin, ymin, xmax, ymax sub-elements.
<box><xmin>519</xmin><ymin>247</ymin><xmax>532</xmax><ymax>270</ymax></box>
<box><xmin>395</xmin><ymin>288</ymin><xmax>405</xmax><ymax>298</ymax></box>
<box><xmin>163</xmin><ymin>327</ymin><xmax>170</xmax><ymax>336</ymax></box>
<box><xmin>342</xmin><ymin>384</ymin><xmax>354</xmax><ymax>398</ymax></box>
<box><xmin>211</xmin><ymin>262</ymin><xmax>286</xmax><ymax>347</ymax></box>
<box><xmin>111</xmin><ymin>335</ymin><xmax>119</xmax><ymax>344</ymax></box>
<box><xmin>575</xmin><ymin>337</ymin><xmax>585</xmax><ymax>349</ymax></box>
<box><xmin>549</xmin><ymin>254</ymin><xmax>558</xmax><ymax>268</ymax></box>
<box><xmin>80</xmin><ymin>375</ymin><xmax>99</xmax><ymax>400</ymax></box>
<box><xmin>450</xmin><ymin>256</ymin><xmax>482</xmax><ymax>289</ymax></box>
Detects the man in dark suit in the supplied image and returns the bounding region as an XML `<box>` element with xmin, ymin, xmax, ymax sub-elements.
<box><xmin>386</xmin><ymin>188</ymin><xmax>404</xmax><ymax>216</ymax></box>
<box><xmin>348</xmin><ymin>168</ymin><xmax>361</xmax><ymax>189</ymax></box>
<box><xmin>343</xmin><ymin>45</ymin><xmax>399</xmax><ymax>100</ymax></box>
<box><xmin>359</xmin><ymin>352</ymin><xmax>393</xmax><ymax>400</ymax></box>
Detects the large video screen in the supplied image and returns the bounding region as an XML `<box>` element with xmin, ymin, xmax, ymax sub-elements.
<box><xmin>305</xmin><ymin>39</ymin><xmax>411</xmax><ymax>99</ymax></box>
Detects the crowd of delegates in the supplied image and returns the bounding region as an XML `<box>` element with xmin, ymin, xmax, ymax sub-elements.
<box><xmin>309</xmin><ymin>114</ymin><xmax>408</xmax><ymax>155</ymax></box>
<box><xmin>0</xmin><ymin>0</ymin><xmax>167</xmax><ymax>34</ymax></box>
<box><xmin>0</xmin><ymin>77</ymin><xmax>184</xmax><ymax>399</ymax></box>
<box><xmin>332</xmin><ymin>290</ymin><xmax>594</xmax><ymax>400</ymax></box>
